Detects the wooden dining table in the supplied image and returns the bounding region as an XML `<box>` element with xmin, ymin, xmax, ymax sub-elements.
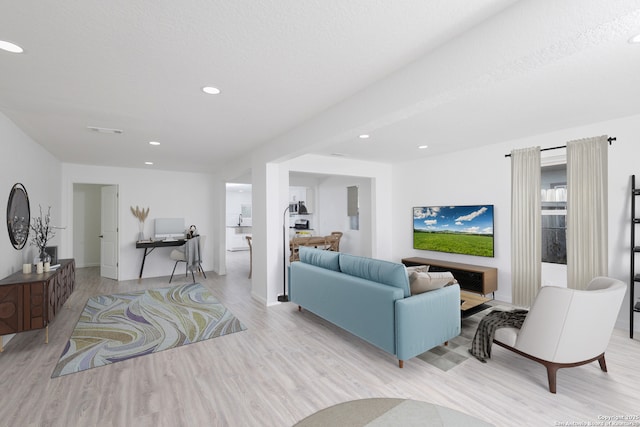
<box><xmin>289</xmin><ymin>235</ymin><xmax>331</xmax><ymax>261</ymax></box>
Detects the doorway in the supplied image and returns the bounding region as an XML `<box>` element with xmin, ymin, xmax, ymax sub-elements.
<box><xmin>72</xmin><ymin>183</ymin><xmax>119</xmax><ymax>280</ymax></box>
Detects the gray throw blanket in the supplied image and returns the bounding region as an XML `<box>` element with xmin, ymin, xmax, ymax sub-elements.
<box><xmin>185</xmin><ymin>237</ymin><xmax>201</xmax><ymax>273</ymax></box>
<box><xmin>469</xmin><ymin>309</ymin><xmax>528</xmax><ymax>363</ymax></box>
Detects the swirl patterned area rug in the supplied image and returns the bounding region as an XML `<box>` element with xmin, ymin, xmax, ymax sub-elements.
<box><xmin>52</xmin><ymin>283</ymin><xmax>246</xmax><ymax>377</ymax></box>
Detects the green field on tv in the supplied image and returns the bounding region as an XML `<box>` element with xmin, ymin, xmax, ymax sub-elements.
<box><xmin>413</xmin><ymin>231</ymin><xmax>494</xmax><ymax>257</ymax></box>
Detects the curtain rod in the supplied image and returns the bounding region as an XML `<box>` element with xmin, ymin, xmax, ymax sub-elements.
<box><xmin>504</xmin><ymin>137</ymin><xmax>616</xmax><ymax>158</ymax></box>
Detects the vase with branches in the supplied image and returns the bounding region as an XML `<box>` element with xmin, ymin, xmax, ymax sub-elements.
<box><xmin>131</xmin><ymin>206</ymin><xmax>150</xmax><ymax>241</ymax></box>
<box><xmin>30</xmin><ymin>205</ymin><xmax>55</xmax><ymax>264</ymax></box>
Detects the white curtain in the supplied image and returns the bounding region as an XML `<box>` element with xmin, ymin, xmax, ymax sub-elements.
<box><xmin>511</xmin><ymin>146</ymin><xmax>541</xmax><ymax>308</ymax></box>
<box><xmin>566</xmin><ymin>135</ymin><xmax>608</xmax><ymax>290</ymax></box>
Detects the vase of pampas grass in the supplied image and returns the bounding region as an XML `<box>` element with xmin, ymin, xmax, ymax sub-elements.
<box><xmin>131</xmin><ymin>206</ymin><xmax>149</xmax><ymax>241</ymax></box>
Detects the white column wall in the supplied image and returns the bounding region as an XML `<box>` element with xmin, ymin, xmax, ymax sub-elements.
<box><xmin>250</xmin><ymin>160</ymin><xmax>289</xmax><ymax>304</ymax></box>
<box><xmin>211</xmin><ymin>177</ymin><xmax>227</xmax><ymax>276</ymax></box>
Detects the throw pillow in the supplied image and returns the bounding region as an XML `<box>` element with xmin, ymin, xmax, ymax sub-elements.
<box><xmin>410</xmin><ymin>271</ymin><xmax>457</xmax><ymax>295</ymax></box>
<box><xmin>406</xmin><ymin>264</ymin><xmax>429</xmax><ymax>275</ymax></box>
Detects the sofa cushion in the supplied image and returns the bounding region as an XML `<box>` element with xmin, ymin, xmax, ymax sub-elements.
<box><xmin>299</xmin><ymin>246</ymin><xmax>341</xmax><ymax>271</ymax></box>
<box><xmin>339</xmin><ymin>253</ymin><xmax>410</xmax><ymax>297</ymax></box>
<box><xmin>410</xmin><ymin>271</ymin><xmax>457</xmax><ymax>295</ymax></box>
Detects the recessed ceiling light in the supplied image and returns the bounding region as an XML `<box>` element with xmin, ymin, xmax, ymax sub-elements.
<box><xmin>629</xmin><ymin>34</ymin><xmax>640</xmax><ymax>43</ymax></box>
<box><xmin>149</xmin><ymin>141</ymin><xmax>160</xmax><ymax>146</ymax></box>
<box><xmin>418</xmin><ymin>145</ymin><xmax>428</xmax><ymax>149</ymax></box>
<box><xmin>202</xmin><ymin>86</ymin><xmax>221</xmax><ymax>95</ymax></box>
<box><xmin>0</xmin><ymin>40</ymin><xmax>23</xmax><ymax>53</ymax></box>
<box><xmin>145</xmin><ymin>161</ymin><xmax>154</xmax><ymax>165</ymax></box>
<box><xmin>359</xmin><ymin>134</ymin><xmax>370</xmax><ymax>139</ymax></box>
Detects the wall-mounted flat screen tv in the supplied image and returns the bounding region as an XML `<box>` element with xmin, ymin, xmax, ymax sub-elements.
<box><xmin>413</xmin><ymin>205</ymin><xmax>494</xmax><ymax>257</ymax></box>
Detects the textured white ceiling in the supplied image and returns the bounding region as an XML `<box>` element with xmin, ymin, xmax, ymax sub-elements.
<box><xmin>1</xmin><ymin>0</ymin><xmax>640</xmax><ymax>173</ymax></box>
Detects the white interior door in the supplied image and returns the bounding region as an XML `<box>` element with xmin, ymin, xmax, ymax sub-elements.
<box><xmin>100</xmin><ymin>185</ymin><xmax>119</xmax><ymax>279</ymax></box>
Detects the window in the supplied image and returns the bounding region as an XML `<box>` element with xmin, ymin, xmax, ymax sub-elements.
<box><xmin>541</xmin><ymin>161</ymin><xmax>567</xmax><ymax>264</ymax></box>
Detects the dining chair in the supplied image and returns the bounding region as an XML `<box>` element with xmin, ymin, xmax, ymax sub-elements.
<box><xmin>246</xmin><ymin>235</ymin><xmax>252</xmax><ymax>278</ymax></box>
<box><xmin>325</xmin><ymin>231</ymin><xmax>343</xmax><ymax>252</ymax></box>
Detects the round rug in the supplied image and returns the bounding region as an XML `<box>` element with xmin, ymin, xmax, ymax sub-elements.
<box><xmin>294</xmin><ymin>398</ymin><xmax>494</xmax><ymax>427</ymax></box>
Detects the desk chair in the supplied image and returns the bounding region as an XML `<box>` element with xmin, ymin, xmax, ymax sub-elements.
<box><xmin>169</xmin><ymin>235</ymin><xmax>206</xmax><ymax>283</ymax></box>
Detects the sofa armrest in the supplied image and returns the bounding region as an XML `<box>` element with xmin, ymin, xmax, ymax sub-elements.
<box><xmin>395</xmin><ymin>284</ymin><xmax>461</xmax><ymax>361</ymax></box>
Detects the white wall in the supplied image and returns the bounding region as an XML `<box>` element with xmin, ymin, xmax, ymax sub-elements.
<box><xmin>392</xmin><ymin>112</ymin><xmax>640</xmax><ymax>332</ymax></box>
<box><xmin>60</xmin><ymin>163</ymin><xmax>214</xmax><ymax>281</ymax></box>
<box><xmin>226</xmin><ymin>189</ymin><xmax>252</xmax><ymax>227</ymax></box>
<box><xmin>225</xmin><ymin>188</ymin><xmax>252</xmax><ymax>251</ymax></box>
<box><xmin>0</xmin><ymin>114</ymin><xmax>62</xmax><ymax>275</ymax></box>
<box><xmin>285</xmin><ymin>154</ymin><xmax>392</xmax><ymax>260</ymax></box>
<box><xmin>315</xmin><ymin>176</ymin><xmax>372</xmax><ymax>257</ymax></box>
<box><xmin>72</xmin><ymin>184</ymin><xmax>102</xmax><ymax>267</ymax></box>
<box><xmin>0</xmin><ymin>112</ymin><xmax>61</xmax><ymax>346</ymax></box>
<box><xmin>245</xmin><ymin>154</ymin><xmax>392</xmax><ymax>306</ymax></box>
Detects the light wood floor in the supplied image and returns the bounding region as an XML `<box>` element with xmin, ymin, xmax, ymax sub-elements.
<box><xmin>1</xmin><ymin>252</ymin><xmax>639</xmax><ymax>427</ymax></box>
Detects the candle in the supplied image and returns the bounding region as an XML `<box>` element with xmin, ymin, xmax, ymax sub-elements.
<box><xmin>23</xmin><ymin>263</ymin><xmax>32</xmax><ymax>274</ymax></box>
<box><xmin>44</xmin><ymin>262</ymin><xmax>51</xmax><ymax>272</ymax></box>
<box><xmin>36</xmin><ymin>262</ymin><xmax>43</xmax><ymax>274</ymax></box>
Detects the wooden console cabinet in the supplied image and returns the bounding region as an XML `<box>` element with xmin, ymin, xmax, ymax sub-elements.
<box><xmin>0</xmin><ymin>259</ymin><xmax>75</xmax><ymax>351</ymax></box>
<box><xmin>402</xmin><ymin>257</ymin><xmax>497</xmax><ymax>295</ymax></box>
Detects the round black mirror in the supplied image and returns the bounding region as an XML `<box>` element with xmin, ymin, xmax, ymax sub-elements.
<box><xmin>6</xmin><ymin>183</ymin><xmax>30</xmax><ymax>250</ymax></box>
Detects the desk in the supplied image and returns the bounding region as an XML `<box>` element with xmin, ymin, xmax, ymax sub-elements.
<box><xmin>135</xmin><ymin>239</ymin><xmax>185</xmax><ymax>279</ymax></box>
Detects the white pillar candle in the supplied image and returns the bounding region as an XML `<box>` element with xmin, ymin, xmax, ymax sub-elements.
<box><xmin>36</xmin><ymin>262</ymin><xmax>43</xmax><ymax>274</ymax></box>
<box><xmin>22</xmin><ymin>263</ymin><xmax>32</xmax><ymax>274</ymax></box>
<box><xmin>44</xmin><ymin>262</ymin><xmax>51</xmax><ymax>272</ymax></box>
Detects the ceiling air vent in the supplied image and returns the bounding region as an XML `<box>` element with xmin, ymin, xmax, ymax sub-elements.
<box><xmin>87</xmin><ymin>126</ymin><xmax>123</xmax><ymax>134</ymax></box>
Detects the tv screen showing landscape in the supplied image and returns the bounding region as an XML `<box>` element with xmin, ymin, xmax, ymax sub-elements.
<box><xmin>413</xmin><ymin>205</ymin><xmax>494</xmax><ymax>257</ymax></box>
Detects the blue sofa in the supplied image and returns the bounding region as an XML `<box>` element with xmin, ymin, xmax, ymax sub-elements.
<box><xmin>289</xmin><ymin>247</ymin><xmax>461</xmax><ymax>368</ymax></box>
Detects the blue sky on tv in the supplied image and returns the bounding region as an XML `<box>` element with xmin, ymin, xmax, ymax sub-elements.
<box><xmin>413</xmin><ymin>205</ymin><xmax>494</xmax><ymax>235</ymax></box>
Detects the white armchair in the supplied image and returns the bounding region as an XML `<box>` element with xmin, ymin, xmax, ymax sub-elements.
<box><xmin>493</xmin><ymin>276</ymin><xmax>626</xmax><ymax>393</ymax></box>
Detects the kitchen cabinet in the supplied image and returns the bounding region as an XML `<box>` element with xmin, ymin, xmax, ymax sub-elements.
<box><xmin>226</xmin><ymin>226</ymin><xmax>251</xmax><ymax>251</ymax></box>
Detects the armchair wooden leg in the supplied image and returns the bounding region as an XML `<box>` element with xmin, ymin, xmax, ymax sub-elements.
<box><xmin>546</xmin><ymin>363</ymin><xmax>560</xmax><ymax>394</ymax></box>
<box><xmin>598</xmin><ymin>354</ymin><xmax>607</xmax><ymax>372</ymax></box>
<box><xmin>398</xmin><ymin>360</ymin><xmax>404</xmax><ymax>368</ymax></box>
